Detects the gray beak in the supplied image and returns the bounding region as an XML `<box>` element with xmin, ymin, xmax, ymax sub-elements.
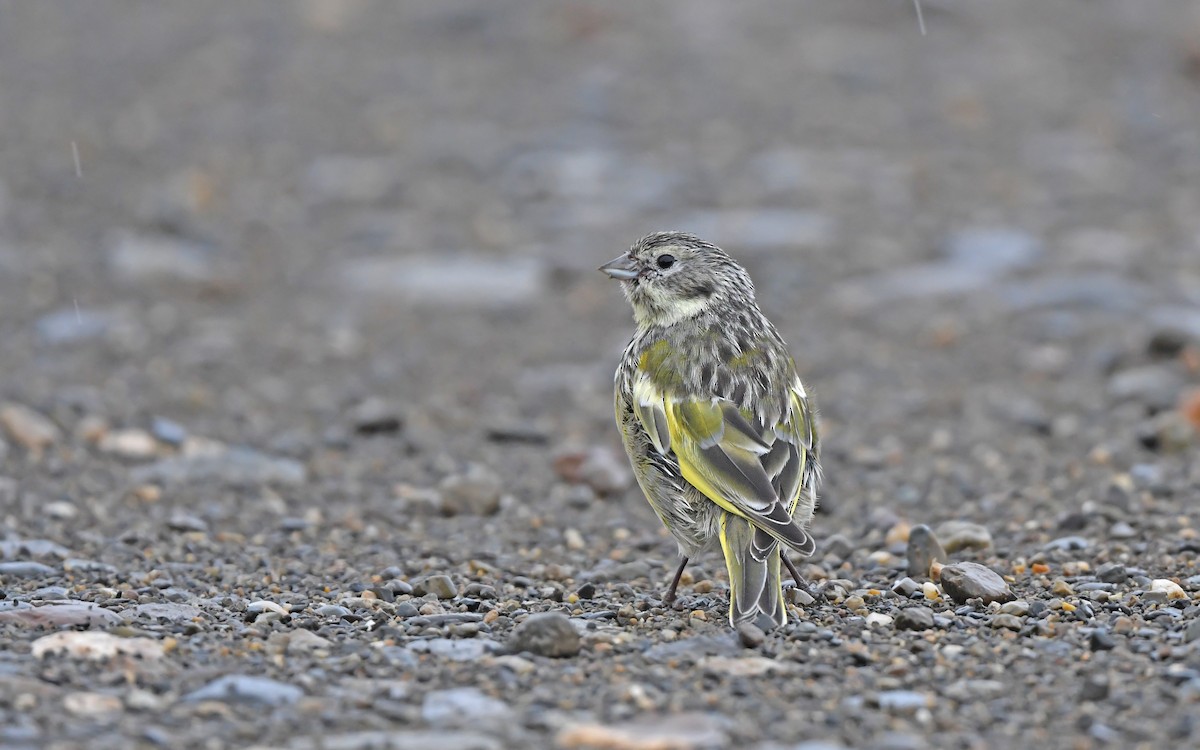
<box><xmin>599</xmin><ymin>254</ymin><xmax>640</xmax><ymax>281</ymax></box>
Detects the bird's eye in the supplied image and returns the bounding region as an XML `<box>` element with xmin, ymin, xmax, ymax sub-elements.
<box><xmin>656</xmin><ymin>254</ymin><xmax>676</xmax><ymax>269</ymax></box>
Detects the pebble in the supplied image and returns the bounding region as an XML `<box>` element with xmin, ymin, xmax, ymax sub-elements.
<box><xmin>348</xmin><ymin>397</ymin><xmax>404</xmax><ymax>435</ymax></box>
<box><xmin>891</xmin><ymin>577</ymin><xmax>920</xmax><ymax>598</ymax></box>
<box><xmin>1089</xmin><ymin>629</ymin><xmax>1117</xmax><ymax>652</ymax></box>
<box><xmin>507</xmin><ymin>612</ymin><xmax>581</xmax><ymax>657</ymax></box>
<box><xmin>123</xmin><ymin>603</ymin><xmax>203</xmax><ymax>623</ymax></box>
<box><xmin>1107</xmin><ymin>365</ymin><xmax>1186</xmax><ymax>409</ymax></box>
<box><xmin>150</xmin><ymin>417</ymin><xmax>187</xmax><ymax>446</ymax></box>
<box><xmin>556</xmin><ymin>712</ymin><xmax>728</xmax><ymax>750</ymax></box>
<box><xmin>0</xmin><ymin>602</ymin><xmax>122</xmax><ymax>628</ymax></box>
<box><xmin>1044</xmin><ymin>536</ymin><xmax>1089</xmax><ymax>552</ymax></box>
<box><xmin>1001</xmin><ymin>601</ymin><xmax>1031</xmax><ymax>617</ymax></box>
<box><xmin>63</xmin><ymin>691</ymin><xmax>123</xmax><ymax>717</ymax></box>
<box><xmin>872</xmin><ymin>690</ymin><xmax>933</xmax><ymax>713</ymax></box>
<box><xmin>936</xmin><ymin>521</ymin><xmax>994</xmax><ymax>553</ymax></box>
<box><xmin>786</xmin><ymin>586</ymin><xmax>816</xmax><ymax>606</ymax></box>
<box><xmin>701</xmin><ymin>655</ymin><xmax>787</xmax><ymax>677</ymax></box>
<box><xmin>406</xmin><ymin>639</ymin><xmax>497</xmax><ymax>662</ymax></box>
<box><xmin>0</xmin><ymin>561</ymin><xmax>57</xmax><ymax>579</ymax></box>
<box><xmin>106</xmin><ymin>230</ymin><xmax>230</xmax><ymax>286</ymax></box>
<box><xmin>737</xmin><ymin>621</ymin><xmax>766</xmax><ymax>648</ymax></box>
<box><xmin>990</xmin><ymin>614</ymin><xmax>1024</xmax><ymax>631</ymax></box>
<box><xmin>894</xmin><ymin>607</ymin><xmax>935</xmax><ymax>631</ymax></box>
<box><xmin>1097</xmin><ymin>563</ymin><xmax>1128</xmax><ymax>584</ymax></box>
<box><xmin>939</xmin><ymin>562</ymin><xmax>1014</xmax><ymax>604</ymax></box>
<box><xmin>412</xmin><ymin>575</ymin><xmax>457</xmax><ymax>599</ymax></box>
<box><xmin>98</xmin><ymin>429</ymin><xmax>159</xmax><ymax>459</ymax></box>
<box><xmin>866</xmin><ymin>612</ymin><xmax>894</xmax><ymax>628</ymax></box>
<box><xmin>1109</xmin><ymin>521</ymin><xmax>1136</xmax><ymax>539</ymax></box>
<box><xmin>0</xmin><ymin>403</ymin><xmax>61</xmax><ymax>453</ymax></box>
<box><xmin>438</xmin><ymin>465</ymin><xmax>503</xmax><ymax>516</ymax></box>
<box><xmin>35</xmin><ymin>308</ymin><xmax>114</xmax><ymax>346</ymax></box>
<box><xmin>3</xmin><ymin>539</ymin><xmax>74</xmax><ymax>559</ymax></box>
<box><xmin>183</xmin><ymin>675</ymin><xmax>304</xmax><ymax>706</ymax></box>
<box><xmin>1080</xmin><ymin>674</ymin><xmax>1110</xmax><ymax>702</ymax></box>
<box><xmin>553</xmin><ymin>447</ymin><xmax>633</xmax><ymax>495</ymax></box>
<box><xmin>1150</xmin><ymin>579</ymin><xmax>1186</xmax><ymax>600</ymax></box>
<box><xmin>905</xmin><ymin>525</ymin><xmax>947</xmax><ymax>579</ymax></box>
<box><xmin>287</xmin><ymin>731</ymin><xmax>501</xmax><ymax>750</ymax></box>
<box><xmin>130</xmin><ymin>447</ymin><xmax>306</xmax><ymax>487</ymax></box>
<box><xmin>166</xmin><ymin>513</ymin><xmax>208</xmax><ymax>533</ymax></box>
<box><xmin>421</xmin><ymin>688</ymin><xmax>513</xmax><ymax>727</ymax></box>
<box><xmin>31</xmin><ymin>631</ymin><xmax>163</xmax><ymax>661</ymax></box>
<box><xmin>1183</xmin><ymin>619</ymin><xmax>1200</xmax><ymax>644</ymax></box>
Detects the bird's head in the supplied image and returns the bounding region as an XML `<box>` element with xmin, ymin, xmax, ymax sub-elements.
<box><xmin>599</xmin><ymin>231</ymin><xmax>755</xmax><ymax>327</ymax></box>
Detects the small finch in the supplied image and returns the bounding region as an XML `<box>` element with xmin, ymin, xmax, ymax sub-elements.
<box><xmin>601</xmin><ymin>231</ymin><xmax>820</xmax><ymax>630</ymax></box>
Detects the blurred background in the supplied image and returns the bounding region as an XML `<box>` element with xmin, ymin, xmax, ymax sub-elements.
<box><xmin>3</xmin><ymin>2</ymin><xmax>1200</xmax><ymax>747</ymax></box>
<box><xmin>1</xmin><ymin>0</ymin><xmax>1198</xmax><ymax>508</ymax></box>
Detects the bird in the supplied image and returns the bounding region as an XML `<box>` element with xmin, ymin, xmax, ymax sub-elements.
<box><xmin>600</xmin><ymin>231</ymin><xmax>820</xmax><ymax>629</ymax></box>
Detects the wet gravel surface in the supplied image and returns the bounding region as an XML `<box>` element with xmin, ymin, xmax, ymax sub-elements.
<box><xmin>3</xmin><ymin>2</ymin><xmax>1200</xmax><ymax>749</ymax></box>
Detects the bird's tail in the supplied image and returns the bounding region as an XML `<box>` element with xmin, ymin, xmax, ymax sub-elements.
<box><xmin>719</xmin><ymin>511</ymin><xmax>785</xmax><ymax>629</ymax></box>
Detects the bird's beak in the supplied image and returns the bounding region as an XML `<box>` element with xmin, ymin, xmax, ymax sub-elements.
<box><xmin>599</xmin><ymin>254</ymin><xmax>639</xmax><ymax>281</ymax></box>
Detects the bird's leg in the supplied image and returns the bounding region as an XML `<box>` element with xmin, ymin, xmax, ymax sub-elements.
<box><xmin>781</xmin><ymin>552</ymin><xmax>815</xmax><ymax>597</ymax></box>
<box><xmin>662</xmin><ymin>557</ymin><xmax>689</xmax><ymax>606</ymax></box>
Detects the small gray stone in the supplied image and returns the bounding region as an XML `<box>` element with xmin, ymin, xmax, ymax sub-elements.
<box><xmin>785</xmin><ymin>586</ymin><xmax>816</xmax><ymax>606</ymax></box>
<box><xmin>0</xmin><ymin>561</ymin><xmax>57</xmax><ymax>579</ymax></box>
<box><xmin>407</xmin><ymin>638</ymin><xmax>498</xmax><ymax>662</ymax></box>
<box><xmin>1089</xmin><ymin>629</ymin><xmax>1117</xmax><ymax>652</ymax></box>
<box><xmin>906</xmin><ymin>525</ymin><xmax>947</xmax><ymax>579</ymax></box>
<box><xmin>1109</xmin><ymin>521</ymin><xmax>1136</xmax><ymax>539</ymax></box>
<box><xmin>991</xmin><ymin>613</ymin><xmax>1024</xmax><ymax>631</ymax></box>
<box><xmin>507</xmin><ymin>612</ymin><xmax>581</xmax><ymax>658</ymax></box>
<box><xmin>183</xmin><ymin>675</ymin><xmax>303</xmax><ymax>706</ymax></box>
<box><xmin>936</xmin><ymin>521</ymin><xmax>994</xmax><ymax>553</ymax></box>
<box><xmin>107</xmin><ymin>230</ymin><xmax>231</xmax><ymax>286</ymax></box>
<box><xmin>872</xmin><ymin>690</ymin><xmax>932</xmax><ymax>713</ymax></box>
<box><xmin>822</xmin><ymin>534</ymin><xmax>855</xmax><ymax>561</ymax></box>
<box><xmin>0</xmin><ymin>539</ymin><xmax>73</xmax><ymax>559</ymax></box>
<box><xmin>123</xmin><ymin>603</ymin><xmax>203</xmax><ymax>623</ymax></box>
<box><xmin>737</xmin><ymin>621</ymin><xmax>766</xmax><ymax>648</ymax></box>
<box><xmin>891</xmin><ymin>577</ymin><xmax>920</xmax><ymax>598</ymax></box>
<box><xmin>288</xmin><ymin>731</ymin><xmax>501</xmax><ymax>750</ymax></box>
<box><xmin>1097</xmin><ymin>563</ymin><xmax>1128</xmax><ymax>584</ymax></box>
<box><xmin>894</xmin><ymin>607</ymin><xmax>935</xmax><ymax>631</ymax></box>
<box><xmin>0</xmin><ymin>602</ymin><xmax>122</xmax><ymax>628</ymax></box>
<box><xmin>35</xmin><ymin>308</ymin><xmax>114</xmax><ymax>345</ymax></box>
<box><xmin>1044</xmin><ymin>536</ymin><xmax>1089</xmax><ymax>552</ymax></box>
<box><xmin>1080</xmin><ymin>674</ymin><xmax>1110</xmax><ymax>701</ymax></box>
<box><xmin>1183</xmin><ymin>619</ymin><xmax>1200</xmax><ymax>644</ymax></box>
<box><xmin>150</xmin><ymin>417</ymin><xmax>187</xmax><ymax>446</ymax></box>
<box><xmin>939</xmin><ymin>562</ymin><xmax>1013</xmax><ymax>604</ymax></box>
<box><xmin>412</xmin><ymin>575</ymin><xmax>457</xmax><ymax>599</ymax></box>
<box><xmin>1107</xmin><ymin>365</ymin><xmax>1186</xmax><ymax>410</ymax></box>
<box><xmin>130</xmin><ymin>447</ymin><xmax>306</xmax><ymax>487</ymax></box>
<box><xmin>348</xmin><ymin>397</ymin><xmax>403</xmax><ymax>435</ymax></box>
<box><xmin>62</xmin><ymin>559</ymin><xmax>118</xmax><ymax>576</ymax></box>
<box><xmin>421</xmin><ymin>687</ymin><xmax>513</xmax><ymax>728</ymax></box>
<box><xmin>166</xmin><ymin>513</ymin><xmax>208</xmax><ymax>533</ymax></box>
<box><xmin>438</xmin><ymin>465</ymin><xmax>503</xmax><ymax>516</ymax></box>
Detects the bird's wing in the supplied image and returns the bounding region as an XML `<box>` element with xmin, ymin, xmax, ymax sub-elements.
<box><xmin>630</xmin><ymin>372</ymin><xmax>814</xmax><ymax>556</ymax></box>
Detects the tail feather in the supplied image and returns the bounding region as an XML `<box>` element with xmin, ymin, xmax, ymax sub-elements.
<box><xmin>719</xmin><ymin>512</ymin><xmax>785</xmax><ymax>628</ymax></box>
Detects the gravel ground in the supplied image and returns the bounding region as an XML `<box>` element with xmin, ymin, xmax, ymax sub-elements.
<box><xmin>2</xmin><ymin>2</ymin><xmax>1200</xmax><ymax>749</ymax></box>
